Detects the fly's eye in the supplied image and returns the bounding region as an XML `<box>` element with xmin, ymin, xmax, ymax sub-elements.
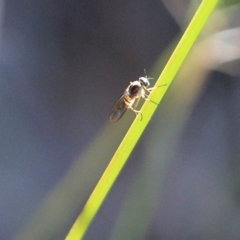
<box><xmin>139</xmin><ymin>77</ymin><xmax>150</xmax><ymax>87</ymax></box>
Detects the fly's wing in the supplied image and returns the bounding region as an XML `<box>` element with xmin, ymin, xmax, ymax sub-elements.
<box><xmin>109</xmin><ymin>95</ymin><xmax>127</xmax><ymax>122</ymax></box>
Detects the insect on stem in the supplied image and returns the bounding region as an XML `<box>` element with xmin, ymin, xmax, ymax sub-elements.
<box><xmin>109</xmin><ymin>74</ymin><xmax>167</xmax><ymax>122</ymax></box>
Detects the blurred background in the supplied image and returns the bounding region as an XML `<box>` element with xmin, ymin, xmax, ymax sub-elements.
<box><xmin>1</xmin><ymin>0</ymin><xmax>240</xmax><ymax>239</ymax></box>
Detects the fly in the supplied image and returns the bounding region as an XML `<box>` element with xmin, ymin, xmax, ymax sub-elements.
<box><xmin>109</xmin><ymin>74</ymin><xmax>165</xmax><ymax>122</ymax></box>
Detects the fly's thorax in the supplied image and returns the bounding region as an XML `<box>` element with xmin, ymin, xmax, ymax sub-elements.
<box><xmin>128</xmin><ymin>81</ymin><xmax>142</xmax><ymax>98</ymax></box>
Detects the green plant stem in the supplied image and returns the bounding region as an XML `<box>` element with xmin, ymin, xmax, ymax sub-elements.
<box><xmin>65</xmin><ymin>0</ymin><xmax>218</xmax><ymax>239</ymax></box>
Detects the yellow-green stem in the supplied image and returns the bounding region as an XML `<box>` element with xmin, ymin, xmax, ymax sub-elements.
<box><xmin>66</xmin><ymin>0</ymin><xmax>218</xmax><ymax>239</ymax></box>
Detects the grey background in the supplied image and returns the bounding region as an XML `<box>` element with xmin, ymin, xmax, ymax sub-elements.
<box><xmin>0</xmin><ymin>1</ymin><xmax>240</xmax><ymax>239</ymax></box>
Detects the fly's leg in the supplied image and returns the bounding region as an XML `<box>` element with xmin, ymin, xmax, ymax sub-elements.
<box><xmin>133</xmin><ymin>97</ymin><xmax>141</xmax><ymax>109</ymax></box>
<box><xmin>129</xmin><ymin>106</ymin><xmax>143</xmax><ymax>121</ymax></box>
<box><xmin>146</xmin><ymin>84</ymin><xmax>167</xmax><ymax>93</ymax></box>
<box><xmin>142</xmin><ymin>94</ymin><xmax>158</xmax><ymax>105</ymax></box>
<box><xmin>143</xmin><ymin>84</ymin><xmax>168</xmax><ymax>105</ymax></box>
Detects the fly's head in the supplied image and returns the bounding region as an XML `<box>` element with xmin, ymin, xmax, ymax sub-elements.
<box><xmin>139</xmin><ymin>77</ymin><xmax>150</xmax><ymax>88</ymax></box>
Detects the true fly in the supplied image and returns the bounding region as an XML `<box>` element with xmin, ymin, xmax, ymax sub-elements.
<box><xmin>109</xmin><ymin>75</ymin><xmax>164</xmax><ymax>122</ymax></box>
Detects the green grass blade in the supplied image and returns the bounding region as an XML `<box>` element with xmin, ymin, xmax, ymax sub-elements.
<box><xmin>65</xmin><ymin>0</ymin><xmax>218</xmax><ymax>239</ymax></box>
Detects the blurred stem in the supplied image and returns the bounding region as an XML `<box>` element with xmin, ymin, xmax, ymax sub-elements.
<box><xmin>65</xmin><ymin>0</ymin><xmax>218</xmax><ymax>239</ymax></box>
